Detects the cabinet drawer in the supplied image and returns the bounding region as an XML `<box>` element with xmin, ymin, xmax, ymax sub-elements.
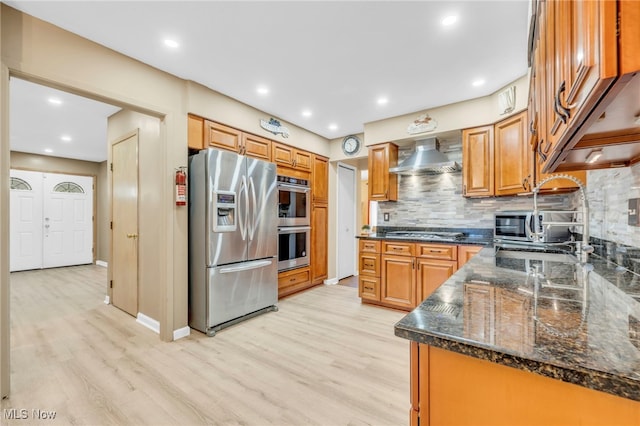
<box><xmin>359</xmin><ymin>239</ymin><xmax>381</xmax><ymax>253</ymax></box>
<box><xmin>382</xmin><ymin>241</ymin><xmax>415</xmax><ymax>257</ymax></box>
<box><xmin>359</xmin><ymin>276</ymin><xmax>380</xmax><ymax>301</ymax></box>
<box><xmin>278</xmin><ymin>267</ymin><xmax>310</xmax><ymax>289</ymax></box>
<box><xmin>416</xmin><ymin>244</ymin><xmax>457</xmax><ymax>260</ymax></box>
<box><xmin>359</xmin><ymin>253</ymin><xmax>380</xmax><ymax>277</ymax></box>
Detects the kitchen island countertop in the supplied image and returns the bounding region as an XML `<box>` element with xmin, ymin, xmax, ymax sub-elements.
<box><xmin>395</xmin><ymin>247</ymin><xmax>640</xmax><ymax>402</ymax></box>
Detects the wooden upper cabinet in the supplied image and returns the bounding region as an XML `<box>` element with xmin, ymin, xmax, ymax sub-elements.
<box><xmin>188</xmin><ymin>114</ymin><xmax>205</xmax><ymax>150</ymax></box>
<box><xmin>204</xmin><ymin>120</ymin><xmax>241</xmax><ymax>152</ymax></box>
<box><xmin>312</xmin><ymin>155</ymin><xmax>329</xmax><ymax>204</ymax></box>
<box><xmin>242</xmin><ymin>133</ymin><xmax>271</xmax><ymax>161</ymax></box>
<box><xmin>368</xmin><ymin>143</ymin><xmax>398</xmax><ymax>202</ymax></box>
<box><xmin>462</xmin><ymin>125</ymin><xmax>494</xmax><ymax>197</ymax></box>
<box><xmin>494</xmin><ymin>111</ymin><xmax>531</xmax><ymax>195</ymax></box>
<box><xmin>272</xmin><ymin>142</ymin><xmax>311</xmax><ymax>171</ymax></box>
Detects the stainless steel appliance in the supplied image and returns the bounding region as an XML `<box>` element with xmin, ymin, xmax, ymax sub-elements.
<box><xmin>278</xmin><ymin>226</ymin><xmax>310</xmax><ymax>271</ymax></box>
<box><xmin>494</xmin><ymin>210</ymin><xmax>574</xmax><ymax>244</ymax></box>
<box><xmin>189</xmin><ymin>148</ymin><xmax>278</xmax><ymax>336</ymax></box>
<box><xmin>277</xmin><ymin>175</ymin><xmax>310</xmax><ymax>227</ymax></box>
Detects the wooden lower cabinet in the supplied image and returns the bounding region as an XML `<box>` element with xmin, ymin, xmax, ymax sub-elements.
<box><xmin>410</xmin><ymin>343</ymin><xmax>640</xmax><ymax>426</ymax></box>
<box><xmin>457</xmin><ymin>245</ymin><xmax>482</xmax><ymax>269</ymax></box>
<box><xmin>358</xmin><ymin>239</ymin><xmax>481</xmax><ymax>310</ymax></box>
<box><xmin>278</xmin><ymin>266</ymin><xmax>311</xmax><ymax>298</ymax></box>
<box><xmin>381</xmin><ymin>254</ymin><xmax>416</xmax><ymax>310</ymax></box>
<box><xmin>417</xmin><ymin>259</ymin><xmax>457</xmax><ymax>303</ymax></box>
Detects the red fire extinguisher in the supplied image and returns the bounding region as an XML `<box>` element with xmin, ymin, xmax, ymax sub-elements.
<box><xmin>175</xmin><ymin>167</ymin><xmax>187</xmax><ymax>206</ymax></box>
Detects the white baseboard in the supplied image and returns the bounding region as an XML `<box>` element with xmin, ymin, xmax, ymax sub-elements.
<box><xmin>103</xmin><ymin>295</ymin><xmax>110</xmax><ymax>304</ymax></box>
<box><xmin>136</xmin><ymin>312</ymin><xmax>160</xmax><ymax>334</ymax></box>
<box><xmin>96</xmin><ymin>260</ymin><xmax>108</xmax><ymax>268</ymax></box>
<box><xmin>173</xmin><ymin>326</ymin><xmax>191</xmax><ymax>341</ymax></box>
<box><xmin>324</xmin><ymin>277</ymin><xmax>339</xmax><ymax>285</ymax></box>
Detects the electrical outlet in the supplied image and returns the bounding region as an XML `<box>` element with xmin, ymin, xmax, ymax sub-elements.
<box><xmin>383</xmin><ymin>213</ymin><xmax>390</xmax><ymax>222</ymax></box>
<box><xmin>629</xmin><ymin>198</ymin><xmax>639</xmax><ymax>226</ymax></box>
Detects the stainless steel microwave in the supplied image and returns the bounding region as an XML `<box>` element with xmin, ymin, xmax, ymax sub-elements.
<box><xmin>494</xmin><ymin>210</ymin><xmax>574</xmax><ymax>243</ymax></box>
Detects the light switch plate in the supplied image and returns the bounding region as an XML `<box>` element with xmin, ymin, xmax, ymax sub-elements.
<box><xmin>629</xmin><ymin>198</ymin><xmax>639</xmax><ymax>226</ymax></box>
<box><xmin>383</xmin><ymin>213</ymin><xmax>390</xmax><ymax>222</ymax></box>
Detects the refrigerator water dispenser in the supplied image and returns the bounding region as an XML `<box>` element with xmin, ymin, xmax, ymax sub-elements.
<box><xmin>212</xmin><ymin>190</ymin><xmax>236</xmax><ymax>232</ymax></box>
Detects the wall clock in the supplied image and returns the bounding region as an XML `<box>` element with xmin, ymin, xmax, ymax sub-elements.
<box><xmin>342</xmin><ymin>135</ymin><xmax>361</xmax><ymax>156</ymax></box>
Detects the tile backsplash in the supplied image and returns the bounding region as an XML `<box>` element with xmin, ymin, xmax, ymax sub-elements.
<box><xmin>375</xmin><ymin>147</ymin><xmax>640</xmax><ymax>248</ymax></box>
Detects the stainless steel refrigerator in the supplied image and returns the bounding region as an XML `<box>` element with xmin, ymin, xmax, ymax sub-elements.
<box><xmin>189</xmin><ymin>148</ymin><xmax>278</xmax><ymax>336</ymax></box>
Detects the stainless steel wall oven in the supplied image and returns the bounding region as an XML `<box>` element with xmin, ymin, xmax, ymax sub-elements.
<box><xmin>277</xmin><ymin>175</ymin><xmax>310</xmax><ymax>227</ymax></box>
<box><xmin>277</xmin><ymin>226</ymin><xmax>310</xmax><ymax>271</ymax></box>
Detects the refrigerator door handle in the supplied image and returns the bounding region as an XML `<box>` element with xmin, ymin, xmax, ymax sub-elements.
<box><xmin>238</xmin><ymin>176</ymin><xmax>248</xmax><ymax>240</ymax></box>
<box><xmin>248</xmin><ymin>176</ymin><xmax>257</xmax><ymax>241</ymax></box>
<box><xmin>219</xmin><ymin>259</ymin><xmax>273</xmax><ymax>274</ymax></box>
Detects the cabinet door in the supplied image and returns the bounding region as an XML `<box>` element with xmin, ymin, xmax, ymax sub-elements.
<box><xmin>312</xmin><ymin>155</ymin><xmax>329</xmax><ymax>203</ymax></box>
<box><xmin>204</xmin><ymin>120</ymin><xmax>241</xmax><ymax>152</ymax></box>
<box><xmin>242</xmin><ymin>133</ymin><xmax>271</xmax><ymax>161</ymax></box>
<box><xmin>188</xmin><ymin>114</ymin><xmax>204</xmax><ymax>150</ymax></box>
<box><xmin>416</xmin><ymin>259</ymin><xmax>457</xmax><ymax>303</ymax></box>
<box><xmin>272</xmin><ymin>142</ymin><xmax>294</xmax><ymax>167</ymax></box>
<box><xmin>310</xmin><ymin>204</ymin><xmax>328</xmax><ymax>285</ymax></box>
<box><xmin>381</xmin><ymin>254</ymin><xmax>416</xmax><ymax>310</ymax></box>
<box><xmin>462</xmin><ymin>126</ymin><xmax>494</xmax><ymax>197</ymax></box>
<box><xmin>495</xmin><ymin>111</ymin><xmax>531</xmax><ymax>196</ymax></box>
<box><xmin>463</xmin><ymin>283</ymin><xmax>495</xmax><ymax>344</ymax></box>
<box><xmin>368</xmin><ymin>143</ymin><xmax>398</xmax><ymax>201</ymax></box>
<box><xmin>495</xmin><ymin>289</ymin><xmax>533</xmax><ymax>354</ymax></box>
<box><xmin>293</xmin><ymin>150</ymin><xmax>312</xmax><ymax>171</ymax></box>
<box><xmin>457</xmin><ymin>245</ymin><xmax>482</xmax><ymax>269</ymax></box>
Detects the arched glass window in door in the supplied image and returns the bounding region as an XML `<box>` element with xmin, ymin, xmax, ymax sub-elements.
<box><xmin>10</xmin><ymin>177</ymin><xmax>32</xmax><ymax>191</ymax></box>
<box><xmin>53</xmin><ymin>182</ymin><xmax>85</xmax><ymax>193</ymax></box>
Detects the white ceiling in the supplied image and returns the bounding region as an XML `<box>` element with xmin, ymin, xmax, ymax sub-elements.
<box><xmin>6</xmin><ymin>0</ymin><xmax>530</xmax><ymax>163</ymax></box>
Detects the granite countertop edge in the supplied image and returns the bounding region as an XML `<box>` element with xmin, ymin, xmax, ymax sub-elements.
<box><xmin>356</xmin><ymin>234</ymin><xmax>493</xmax><ymax>246</ymax></box>
<box><xmin>394</xmin><ymin>324</ymin><xmax>640</xmax><ymax>402</ymax></box>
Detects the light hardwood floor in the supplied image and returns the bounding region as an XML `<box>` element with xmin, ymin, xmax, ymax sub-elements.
<box><xmin>2</xmin><ymin>265</ymin><xmax>409</xmax><ymax>425</ymax></box>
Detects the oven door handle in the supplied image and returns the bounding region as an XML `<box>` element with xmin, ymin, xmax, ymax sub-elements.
<box><xmin>525</xmin><ymin>212</ymin><xmax>535</xmax><ymax>241</ymax></box>
<box><xmin>278</xmin><ymin>183</ymin><xmax>311</xmax><ymax>193</ymax></box>
<box><xmin>278</xmin><ymin>226</ymin><xmax>312</xmax><ymax>234</ymax></box>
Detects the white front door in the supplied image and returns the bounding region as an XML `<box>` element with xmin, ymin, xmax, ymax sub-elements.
<box><xmin>337</xmin><ymin>164</ymin><xmax>357</xmax><ymax>280</ymax></box>
<box><xmin>9</xmin><ymin>170</ymin><xmax>44</xmax><ymax>272</ymax></box>
<box><xmin>9</xmin><ymin>170</ymin><xmax>94</xmax><ymax>271</ymax></box>
<box><xmin>42</xmin><ymin>173</ymin><xmax>94</xmax><ymax>268</ymax></box>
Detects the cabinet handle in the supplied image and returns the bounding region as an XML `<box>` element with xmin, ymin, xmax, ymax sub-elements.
<box><xmin>557</xmin><ymin>81</ymin><xmax>571</xmax><ymax>119</ymax></box>
<box><xmin>412</xmin><ymin>259</ymin><xmax>415</xmax><ymax>269</ymax></box>
<box><xmin>463</xmin><ymin>184</ymin><xmax>467</xmax><ymax>194</ymax></box>
<box><xmin>522</xmin><ymin>175</ymin><xmax>531</xmax><ymax>191</ymax></box>
<box><xmin>554</xmin><ymin>82</ymin><xmax>568</xmax><ymax>124</ymax></box>
<box><xmin>529</xmin><ymin>120</ymin><xmax>536</xmax><ymax>135</ymax></box>
<box><xmin>384</xmin><ymin>190</ymin><xmax>388</xmax><ymax>198</ymax></box>
<box><xmin>289</xmin><ymin>277</ymin><xmax>297</xmax><ymax>282</ymax></box>
<box><xmin>537</xmin><ymin>139</ymin><xmax>548</xmax><ymax>162</ymax></box>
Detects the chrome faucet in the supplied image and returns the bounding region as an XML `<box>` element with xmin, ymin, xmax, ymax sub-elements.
<box><xmin>530</xmin><ymin>174</ymin><xmax>593</xmax><ymax>263</ymax></box>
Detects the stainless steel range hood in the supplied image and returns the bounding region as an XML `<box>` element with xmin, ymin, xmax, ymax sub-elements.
<box><xmin>389</xmin><ymin>138</ymin><xmax>461</xmax><ymax>175</ymax></box>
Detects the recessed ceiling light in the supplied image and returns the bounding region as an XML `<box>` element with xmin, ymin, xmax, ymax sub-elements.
<box><xmin>442</xmin><ymin>15</ymin><xmax>458</xmax><ymax>26</ymax></box>
<box><xmin>163</xmin><ymin>39</ymin><xmax>179</xmax><ymax>48</ymax></box>
<box><xmin>377</xmin><ymin>97</ymin><xmax>389</xmax><ymax>105</ymax></box>
<box><xmin>328</xmin><ymin>123</ymin><xmax>338</xmax><ymax>131</ymax></box>
<box><xmin>44</xmin><ymin>148</ymin><xmax>53</xmax><ymax>153</ymax></box>
<box><xmin>302</xmin><ymin>110</ymin><xmax>312</xmax><ymax>117</ymax></box>
<box><xmin>60</xmin><ymin>135</ymin><xmax>72</xmax><ymax>142</ymax></box>
<box><xmin>257</xmin><ymin>86</ymin><xmax>269</xmax><ymax>95</ymax></box>
<box><xmin>472</xmin><ymin>79</ymin><xmax>485</xmax><ymax>87</ymax></box>
<box><xmin>48</xmin><ymin>97</ymin><xmax>62</xmax><ymax>105</ymax></box>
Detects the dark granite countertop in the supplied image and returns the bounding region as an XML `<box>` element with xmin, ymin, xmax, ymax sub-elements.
<box><xmin>395</xmin><ymin>247</ymin><xmax>640</xmax><ymax>402</ymax></box>
<box><xmin>357</xmin><ymin>227</ymin><xmax>493</xmax><ymax>246</ymax></box>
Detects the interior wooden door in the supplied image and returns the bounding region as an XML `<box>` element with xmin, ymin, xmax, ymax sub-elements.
<box><xmin>111</xmin><ymin>133</ymin><xmax>139</xmax><ymax>317</ymax></box>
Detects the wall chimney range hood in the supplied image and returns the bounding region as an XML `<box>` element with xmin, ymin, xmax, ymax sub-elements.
<box><xmin>389</xmin><ymin>138</ymin><xmax>461</xmax><ymax>175</ymax></box>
